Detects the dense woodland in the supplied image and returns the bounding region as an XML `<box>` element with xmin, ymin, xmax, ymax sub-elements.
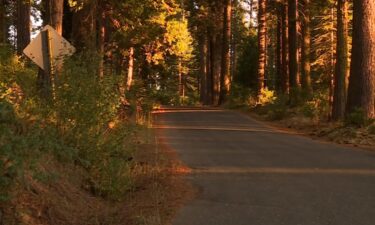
<box><xmin>0</xmin><ymin>0</ymin><xmax>374</xmax><ymax>223</ymax></box>
<box><xmin>0</xmin><ymin>0</ymin><xmax>374</xmax><ymax>117</ymax></box>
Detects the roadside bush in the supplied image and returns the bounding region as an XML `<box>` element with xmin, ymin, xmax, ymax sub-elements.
<box><xmin>345</xmin><ymin>108</ymin><xmax>367</xmax><ymax>127</ymax></box>
<box><xmin>297</xmin><ymin>91</ymin><xmax>330</xmax><ymax>121</ymax></box>
<box><xmin>257</xmin><ymin>88</ymin><xmax>276</xmax><ymax>106</ymax></box>
<box><xmin>54</xmin><ymin>52</ymin><xmax>136</xmax><ymax>199</ymax></box>
<box><xmin>265</xmin><ymin>96</ymin><xmax>289</xmax><ymax>121</ymax></box>
<box><xmin>0</xmin><ymin>47</ymin><xmax>44</xmax><ymax>201</ymax></box>
<box><xmin>85</xmin><ymin>124</ymin><xmax>137</xmax><ymax>199</ymax></box>
<box><xmin>368</xmin><ymin>125</ymin><xmax>375</xmax><ymax>135</ymax></box>
<box><xmin>300</xmin><ymin>101</ymin><xmax>318</xmax><ymax>119</ymax></box>
<box><xmin>0</xmin><ymin>47</ymin><xmax>140</xmax><ymax>201</ymax></box>
<box><xmin>228</xmin><ymin>84</ymin><xmax>253</xmax><ymax>108</ymax></box>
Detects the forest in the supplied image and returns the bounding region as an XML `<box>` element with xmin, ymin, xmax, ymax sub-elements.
<box><xmin>0</xmin><ymin>0</ymin><xmax>374</xmax><ymax>224</ymax></box>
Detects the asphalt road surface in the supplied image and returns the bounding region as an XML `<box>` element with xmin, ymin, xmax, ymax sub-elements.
<box><xmin>153</xmin><ymin>108</ymin><xmax>375</xmax><ymax>225</ymax></box>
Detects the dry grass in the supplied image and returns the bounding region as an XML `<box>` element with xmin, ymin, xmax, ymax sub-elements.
<box><xmin>249</xmin><ymin>112</ymin><xmax>375</xmax><ymax>149</ymax></box>
<box><xmin>1</xmin><ymin>130</ymin><xmax>195</xmax><ymax>225</ymax></box>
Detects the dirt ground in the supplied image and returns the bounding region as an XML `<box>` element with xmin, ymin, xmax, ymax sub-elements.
<box><xmin>248</xmin><ymin>112</ymin><xmax>375</xmax><ymax>150</ymax></box>
<box><xmin>117</xmin><ymin>130</ymin><xmax>196</xmax><ymax>225</ymax></box>
<box><xmin>1</xmin><ymin>130</ymin><xmax>195</xmax><ymax>225</ymax></box>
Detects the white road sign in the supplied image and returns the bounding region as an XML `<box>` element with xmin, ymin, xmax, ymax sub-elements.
<box><xmin>23</xmin><ymin>25</ymin><xmax>76</xmax><ymax>70</ymax></box>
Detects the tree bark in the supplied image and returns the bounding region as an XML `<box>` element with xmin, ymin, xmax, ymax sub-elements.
<box><xmin>288</xmin><ymin>0</ymin><xmax>300</xmax><ymax>103</ymax></box>
<box><xmin>62</xmin><ymin>0</ymin><xmax>73</xmax><ymax>40</ymax></box>
<box><xmin>332</xmin><ymin>0</ymin><xmax>349</xmax><ymax>120</ymax></box>
<box><xmin>301</xmin><ymin>0</ymin><xmax>312</xmax><ymax>97</ymax></box>
<box><xmin>98</xmin><ymin>2</ymin><xmax>106</xmax><ymax>78</ymax></box>
<box><xmin>72</xmin><ymin>1</ymin><xmax>97</xmax><ymax>50</ymax></box>
<box><xmin>281</xmin><ymin>0</ymin><xmax>289</xmax><ymax>94</ymax></box>
<box><xmin>126</xmin><ymin>47</ymin><xmax>134</xmax><ymax>91</ymax></box>
<box><xmin>329</xmin><ymin>6</ymin><xmax>335</xmax><ymax>119</ymax></box>
<box><xmin>199</xmin><ymin>33</ymin><xmax>208</xmax><ymax>104</ymax></box>
<box><xmin>206</xmin><ymin>31</ymin><xmax>213</xmax><ymax>105</ymax></box>
<box><xmin>231</xmin><ymin>0</ymin><xmax>238</xmax><ymax>84</ymax></box>
<box><xmin>276</xmin><ymin>2</ymin><xmax>283</xmax><ymax>94</ymax></box>
<box><xmin>257</xmin><ymin>0</ymin><xmax>267</xmax><ymax>99</ymax></box>
<box><xmin>346</xmin><ymin>0</ymin><xmax>375</xmax><ymax>119</ymax></box>
<box><xmin>41</xmin><ymin>0</ymin><xmax>64</xmax><ymax>35</ymax></box>
<box><xmin>212</xmin><ymin>33</ymin><xmax>221</xmax><ymax>106</ymax></box>
<box><xmin>0</xmin><ymin>0</ymin><xmax>6</xmax><ymax>43</ymax></box>
<box><xmin>16</xmin><ymin>0</ymin><xmax>30</xmax><ymax>55</ymax></box>
<box><xmin>219</xmin><ymin>0</ymin><xmax>232</xmax><ymax>104</ymax></box>
<box><xmin>49</xmin><ymin>0</ymin><xmax>64</xmax><ymax>34</ymax></box>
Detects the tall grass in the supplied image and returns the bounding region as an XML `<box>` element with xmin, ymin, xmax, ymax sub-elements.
<box><xmin>0</xmin><ymin>46</ymin><xmax>145</xmax><ymax>201</ymax></box>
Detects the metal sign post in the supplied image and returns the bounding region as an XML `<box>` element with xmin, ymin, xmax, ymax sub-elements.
<box><xmin>41</xmin><ymin>29</ymin><xmax>54</xmax><ymax>98</ymax></box>
<box><xmin>23</xmin><ymin>25</ymin><xmax>76</xmax><ymax>99</ymax></box>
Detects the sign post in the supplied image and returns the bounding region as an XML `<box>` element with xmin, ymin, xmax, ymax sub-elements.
<box><xmin>23</xmin><ymin>25</ymin><xmax>76</xmax><ymax>98</ymax></box>
<box><xmin>40</xmin><ymin>29</ymin><xmax>53</xmax><ymax>97</ymax></box>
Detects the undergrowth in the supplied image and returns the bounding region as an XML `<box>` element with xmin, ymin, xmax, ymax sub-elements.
<box><xmin>0</xmin><ymin>46</ymin><xmax>150</xmax><ymax>203</ymax></box>
<box><xmin>229</xmin><ymin>85</ymin><xmax>375</xmax><ymax>146</ymax></box>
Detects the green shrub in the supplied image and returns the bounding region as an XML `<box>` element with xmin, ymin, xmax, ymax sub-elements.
<box><xmin>299</xmin><ymin>91</ymin><xmax>330</xmax><ymax>120</ymax></box>
<box><xmin>300</xmin><ymin>101</ymin><xmax>318</xmax><ymax>119</ymax></box>
<box><xmin>85</xmin><ymin>124</ymin><xmax>136</xmax><ymax>199</ymax></box>
<box><xmin>0</xmin><ymin>47</ymin><xmax>140</xmax><ymax>201</ymax></box>
<box><xmin>228</xmin><ymin>84</ymin><xmax>253</xmax><ymax>108</ymax></box>
<box><xmin>368</xmin><ymin>125</ymin><xmax>375</xmax><ymax>135</ymax></box>
<box><xmin>265</xmin><ymin>96</ymin><xmax>289</xmax><ymax>121</ymax></box>
<box><xmin>53</xmin><ymin>52</ymin><xmax>137</xmax><ymax>199</ymax></box>
<box><xmin>346</xmin><ymin>108</ymin><xmax>367</xmax><ymax>127</ymax></box>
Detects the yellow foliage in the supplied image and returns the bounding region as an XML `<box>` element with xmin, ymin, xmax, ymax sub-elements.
<box><xmin>257</xmin><ymin>88</ymin><xmax>277</xmax><ymax>106</ymax></box>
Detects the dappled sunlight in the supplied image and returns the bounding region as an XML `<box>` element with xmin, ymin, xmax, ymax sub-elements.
<box><xmin>169</xmin><ymin>163</ymin><xmax>192</xmax><ymax>175</ymax></box>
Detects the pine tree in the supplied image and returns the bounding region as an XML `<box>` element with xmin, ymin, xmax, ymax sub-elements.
<box><xmin>16</xmin><ymin>0</ymin><xmax>31</xmax><ymax>55</ymax></box>
<box><xmin>0</xmin><ymin>0</ymin><xmax>6</xmax><ymax>43</ymax></box>
<box><xmin>346</xmin><ymin>0</ymin><xmax>375</xmax><ymax>119</ymax></box>
<box><xmin>332</xmin><ymin>0</ymin><xmax>349</xmax><ymax>120</ymax></box>
<box><xmin>301</xmin><ymin>0</ymin><xmax>312</xmax><ymax>97</ymax></box>
<box><xmin>257</xmin><ymin>0</ymin><xmax>267</xmax><ymax>99</ymax></box>
<box><xmin>288</xmin><ymin>0</ymin><xmax>300</xmax><ymax>103</ymax></box>
<box><xmin>219</xmin><ymin>0</ymin><xmax>232</xmax><ymax>104</ymax></box>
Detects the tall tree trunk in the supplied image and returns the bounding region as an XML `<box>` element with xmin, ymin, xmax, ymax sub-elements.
<box><xmin>98</xmin><ymin>2</ymin><xmax>106</xmax><ymax>78</ymax></box>
<box><xmin>49</xmin><ymin>0</ymin><xmax>64</xmax><ymax>34</ymax></box>
<box><xmin>281</xmin><ymin>0</ymin><xmax>289</xmax><ymax>94</ymax></box>
<box><xmin>288</xmin><ymin>0</ymin><xmax>300</xmax><ymax>103</ymax></box>
<box><xmin>16</xmin><ymin>0</ymin><xmax>30</xmax><ymax>55</ymax></box>
<box><xmin>220</xmin><ymin>0</ymin><xmax>232</xmax><ymax>104</ymax></box>
<box><xmin>42</xmin><ymin>0</ymin><xmax>64</xmax><ymax>34</ymax></box>
<box><xmin>231</xmin><ymin>0</ymin><xmax>238</xmax><ymax>84</ymax></box>
<box><xmin>206</xmin><ymin>32</ymin><xmax>213</xmax><ymax>105</ymax></box>
<box><xmin>199</xmin><ymin>33</ymin><xmax>208</xmax><ymax>104</ymax></box>
<box><xmin>332</xmin><ymin>0</ymin><xmax>349</xmax><ymax>120</ymax></box>
<box><xmin>257</xmin><ymin>0</ymin><xmax>267</xmax><ymax>99</ymax></box>
<box><xmin>212</xmin><ymin>33</ymin><xmax>221</xmax><ymax>106</ymax></box>
<box><xmin>276</xmin><ymin>2</ymin><xmax>283</xmax><ymax>94</ymax></box>
<box><xmin>62</xmin><ymin>0</ymin><xmax>73</xmax><ymax>40</ymax></box>
<box><xmin>178</xmin><ymin>59</ymin><xmax>183</xmax><ymax>98</ymax></box>
<box><xmin>346</xmin><ymin>0</ymin><xmax>375</xmax><ymax>119</ymax></box>
<box><xmin>0</xmin><ymin>0</ymin><xmax>6</xmax><ymax>43</ymax></box>
<box><xmin>126</xmin><ymin>47</ymin><xmax>135</xmax><ymax>91</ymax></box>
<box><xmin>301</xmin><ymin>0</ymin><xmax>312</xmax><ymax>97</ymax></box>
<box><xmin>72</xmin><ymin>1</ymin><xmax>97</xmax><ymax>50</ymax></box>
<box><xmin>329</xmin><ymin>6</ymin><xmax>335</xmax><ymax>119</ymax></box>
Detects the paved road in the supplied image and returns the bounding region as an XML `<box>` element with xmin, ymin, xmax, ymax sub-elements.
<box><xmin>153</xmin><ymin>108</ymin><xmax>375</xmax><ymax>225</ymax></box>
